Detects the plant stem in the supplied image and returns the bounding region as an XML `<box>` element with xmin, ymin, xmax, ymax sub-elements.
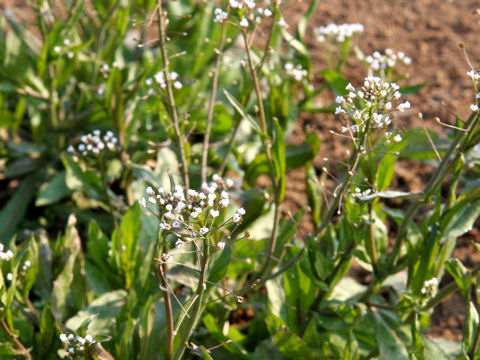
<box><xmin>157</xmin><ymin>2</ymin><xmax>190</xmax><ymax>191</ymax></box>
<box><xmin>201</xmin><ymin>12</ymin><xmax>228</xmax><ymax>184</ymax></box>
<box><xmin>172</xmin><ymin>237</ymin><xmax>210</xmax><ymax>360</ymax></box>
<box><xmin>242</xmin><ymin>30</ymin><xmax>282</xmax><ymax>278</ymax></box>
<box><xmin>367</xmin><ymin>203</ymin><xmax>378</xmax><ymax>273</ymax></box>
<box><xmin>1</xmin><ymin>318</ymin><xmax>32</xmax><ymax>360</ymax></box>
<box><xmin>158</xmin><ymin>232</ymin><xmax>174</xmax><ymax>360</ymax></box>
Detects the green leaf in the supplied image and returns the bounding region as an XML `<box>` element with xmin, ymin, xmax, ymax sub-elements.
<box><xmin>245</xmin><ymin>153</ymin><xmax>270</xmax><ymax>187</ymax></box>
<box><xmin>369</xmin><ymin>310</ymin><xmax>409</xmax><ymax>360</ymax></box>
<box><xmin>266</xmin><ymin>314</ymin><xmax>322</xmax><ymax>360</ymax></box>
<box><xmin>359</xmin><ymin>191</ymin><xmax>421</xmax><ymax>201</ymax></box>
<box><xmin>463</xmin><ymin>301</ymin><xmax>479</xmax><ymax>355</ymax></box>
<box><xmin>442</xmin><ymin>202</ymin><xmax>480</xmax><ymax>240</ymax></box>
<box><xmin>422</xmin><ymin>336</ymin><xmax>450</xmax><ymax>360</ymax></box>
<box><xmin>320</xmin><ymin>70</ymin><xmax>349</xmax><ymax>96</ymax></box>
<box><xmin>51</xmin><ymin>250</ymin><xmax>79</xmax><ymax>323</ymax></box>
<box><xmin>223</xmin><ymin>90</ymin><xmax>267</xmax><ymax>138</ymax></box>
<box><xmin>62</xmin><ymin>153</ymin><xmax>103</xmax><ymax>200</ymax></box>
<box><xmin>35</xmin><ymin>171</ymin><xmax>68</xmax><ymax>206</ymax></box>
<box><xmin>297</xmin><ymin>0</ymin><xmax>318</xmax><ymax>41</ymax></box>
<box><xmin>375</xmin><ymin>142</ymin><xmax>405</xmax><ymax>191</ymax></box>
<box><xmin>0</xmin><ymin>173</ymin><xmax>37</xmax><ymax>244</ymax></box>
<box><xmin>38</xmin><ymin>304</ymin><xmax>56</xmax><ymax>354</ymax></box>
<box><xmin>399</xmin><ymin>83</ymin><xmax>426</xmax><ymax>96</ymax></box>
<box><xmin>445</xmin><ymin>259</ymin><xmax>470</xmax><ymax>300</ymax></box>
<box><xmin>65</xmin><ymin>290</ymin><xmax>127</xmax><ymax>336</ymax></box>
<box><xmin>207</xmin><ymin>244</ymin><xmax>231</xmax><ymax>284</ymax></box>
<box><xmin>286</xmin><ymin>132</ymin><xmax>321</xmax><ymax>170</ymax></box>
<box><xmin>116</xmin><ymin>204</ymin><xmax>141</xmax><ymax>289</ymax></box>
<box><xmin>191</xmin><ymin>345</ymin><xmax>214</xmax><ymax>360</ymax></box>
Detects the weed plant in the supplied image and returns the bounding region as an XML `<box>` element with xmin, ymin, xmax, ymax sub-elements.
<box><xmin>1</xmin><ymin>0</ymin><xmax>480</xmax><ymax>359</ymax></box>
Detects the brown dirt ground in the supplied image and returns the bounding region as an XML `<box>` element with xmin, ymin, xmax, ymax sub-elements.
<box><xmin>3</xmin><ymin>0</ymin><xmax>480</xmax><ymax>343</ymax></box>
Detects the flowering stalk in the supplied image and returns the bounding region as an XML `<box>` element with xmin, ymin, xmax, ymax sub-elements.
<box><xmin>201</xmin><ymin>5</ymin><xmax>228</xmax><ymax>185</ymax></box>
<box><xmin>172</xmin><ymin>237</ymin><xmax>210</xmax><ymax>360</ymax></box>
<box><xmin>157</xmin><ymin>2</ymin><xmax>190</xmax><ymax>191</ymax></box>
<box><xmin>242</xmin><ymin>29</ymin><xmax>282</xmax><ymax>278</ymax></box>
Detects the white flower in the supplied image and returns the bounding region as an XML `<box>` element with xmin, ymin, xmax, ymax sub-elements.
<box><xmin>471</xmin><ymin>104</ymin><xmax>479</xmax><ymax>112</ymax></box>
<box><xmin>233</xmin><ymin>214</ymin><xmax>242</xmax><ymax>223</ymax></box>
<box><xmin>200</xmin><ymin>227</ymin><xmax>209</xmax><ymax>235</ymax></box>
<box><xmin>210</xmin><ymin>209</ymin><xmax>219</xmax><ymax>218</ymax></box>
<box><xmin>173</xmin><ymin>81</ymin><xmax>183</xmax><ymax>90</ymax></box>
<box><xmin>397</xmin><ymin>101</ymin><xmax>410</xmax><ymax>112</ymax></box>
<box><xmin>60</xmin><ymin>334</ymin><xmax>68</xmax><ymax>343</ymax></box>
<box><xmin>175</xmin><ymin>240</ymin><xmax>185</xmax><ymax>248</ymax></box>
<box><xmin>225</xmin><ymin>178</ymin><xmax>234</xmax><ymax>187</ymax></box>
<box><xmin>264</xmin><ymin>8</ymin><xmax>272</xmax><ymax>17</ymax></box>
<box><xmin>219</xmin><ymin>198</ymin><xmax>230</xmax><ymax>208</ymax></box>
<box><xmin>159</xmin><ymin>222</ymin><xmax>171</xmax><ymax>230</ymax></box>
<box><xmin>240</xmin><ymin>18</ymin><xmax>249</xmax><ymax>28</ymax></box>
<box><xmin>146</xmin><ymin>186</ymin><xmax>155</xmax><ymax>195</ymax></box>
<box><xmin>218</xmin><ymin>241</ymin><xmax>226</xmax><ymax>250</ymax></box>
<box><xmin>393</xmin><ymin>134</ymin><xmax>402</xmax><ymax>143</ymax></box>
<box><xmin>277</xmin><ymin>17</ymin><xmax>288</xmax><ymax>28</ymax></box>
<box><xmin>6</xmin><ymin>273</ymin><xmax>12</xmax><ymax>281</ymax></box>
<box><xmin>85</xmin><ymin>335</ymin><xmax>94</xmax><ymax>343</ymax></box>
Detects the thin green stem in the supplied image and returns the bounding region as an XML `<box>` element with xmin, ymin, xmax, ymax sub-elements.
<box><xmin>201</xmin><ymin>10</ymin><xmax>228</xmax><ymax>184</ymax></box>
<box><xmin>367</xmin><ymin>203</ymin><xmax>378</xmax><ymax>273</ymax></box>
<box><xmin>157</xmin><ymin>3</ymin><xmax>190</xmax><ymax>191</ymax></box>
<box><xmin>242</xmin><ymin>30</ymin><xmax>281</xmax><ymax>278</ymax></box>
<box><xmin>172</xmin><ymin>237</ymin><xmax>210</xmax><ymax>360</ymax></box>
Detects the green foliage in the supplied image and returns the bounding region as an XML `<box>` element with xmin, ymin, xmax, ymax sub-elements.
<box><xmin>1</xmin><ymin>0</ymin><xmax>480</xmax><ymax>358</ymax></box>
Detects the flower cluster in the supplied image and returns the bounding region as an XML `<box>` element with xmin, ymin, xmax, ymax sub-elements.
<box><xmin>364</xmin><ymin>49</ymin><xmax>411</xmax><ymax>72</ymax></box>
<box><xmin>334</xmin><ymin>76</ymin><xmax>410</xmax><ymax>133</ymax></box>
<box><xmin>229</xmin><ymin>0</ymin><xmax>256</xmax><ymax>9</ymax></box>
<box><xmin>214</xmin><ymin>8</ymin><xmax>228</xmax><ymax>23</ymax></box>
<box><xmin>214</xmin><ymin>1</ymin><xmax>272</xmax><ymax>26</ymax></box>
<box><xmin>420</xmin><ymin>277</ymin><xmax>438</xmax><ymax>298</ymax></box>
<box><xmin>467</xmin><ymin>70</ymin><xmax>480</xmax><ymax>82</ymax></box>
<box><xmin>285</xmin><ymin>63</ymin><xmax>308</xmax><ymax>81</ymax></box>
<box><xmin>350</xmin><ymin>187</ymin><xmax>372</xmax><ymax>198</ymax></box>
<box><xmin>139</xmin><ymin>175</ymin><xmax>244</xmax><ymax>249</ymax></box>
<box><xmin>146</xmin><ymin>71</ymin><xmax>182</xmax><ymax>93</ymax></box>
<box><xmin>59</xmin><ymin>333</ymin><xmax>96</xmax><ymax>357</ymax></box>
<box><xmin>0</xmin><ymin>244</ymin><xmax>13</xmax><ymax>261</ymax></box>
<box><xmin>67</xmin><ymin>130</ymin><xmax>118</xmax><ymax>157</ymax></box>
<box><xmin>313</xmin><ymin>23</ymin><xmax>364</xmax><ymax>43</ymax></box>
